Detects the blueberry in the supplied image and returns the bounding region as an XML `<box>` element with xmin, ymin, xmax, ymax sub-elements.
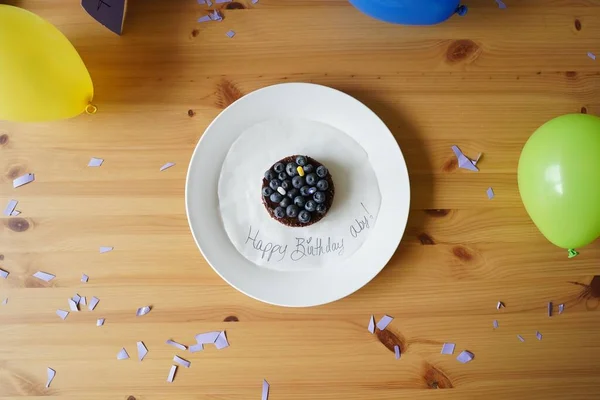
<box><xmin>274</xmin><ymin>207</ymin><xmax>285</xmax><ymax>219</ymax></box>
<box><xmin>280</xmin><ymin>197</ymin><xmax>291</xmax><ymax>208</ymax></box>
<box><xmin>273</xmin><ymin>162</ymin><xmax>285</xmax><ymax>173</ymax></box>
<box><xmin>300</xmin><ymin>186</ymin><xmax>310</xmax><ymax>196</ymax></box>
<box><xmin>286</xmin><ymin>163</ymin><xmax>298</xmax><ymax>176</ymax></box>
<box><xmin>316</xmin><ymin>179</ymin><xmax>329</xmax><ymax>191</ymax></box>
<box><xmin>265</xmin><ymin>169</ymin><xmax>275</xmax><ymax>181</ymax></box>
<box><xmin>305</xmin><ymin>200</ymin><xmax>316</xmax><ymax>212</ymax></box>
<box><xmin>278</xmin><ymin>172</ymin><xmax>288</xmax><ymax>181</ymax></box>
<box><xmin>313</xmin><ymin>191</ymin><xmax>326</xmax><ymax>203</ymax></box>
<box><xmin>295</xmin><ymin>156</ymin><xmax>307</xmax><ymax>166</ymax></box>
<box><xmin>269</xmin><ymin>179</ymin><xmax>281</xmax><ymax>190</ymax></box>
<box><xmin>262</xmin><ymin>186</ymin><xmax>273</xmax><ymax>197</ymax></box>
<box><xmin>305</xmin><ymin>173</ymin><xmax>317</xmax><ymax>186</ymax></box>
<box><xmin>287</xmin><ymin>188</ymin><xmax>299</xmax><ymax>199</ymax></box>
<box><xmin>286</xmin><ymin>204</ymin><xmax>299</xmax><ymax>218</ymax></box>
<box><xmin>281</xmin><ymin>180</ymin><xmax>292</xmax><ymax>190</ymax></box>
<box><xmin>308</xmin><ymin>187</ymin><xmax>318</xmax><ymax>195</ymax></box>
<box><xmin>292</xmin><ymin>175</ymin><xmax>305</xmax><ymax>189</ymax></box>
<box><xmin>298</xmin><ymin>210</ymin><xmax>311</xmax><ymax>223</ymax></box>
<box><xmin>294</xmin><ymin>196</ymin><xmax>306</xmax><ymax>208</ymax></box>
<box><xmin>270</xmin><ymin>192</ymin><xmax>283</xmax><ymax>203</ymax></box>
<box><xmin>316</xmin><ymin>165</ymin><xmax>328</xmax><ymax>178</ymax></box>
<box><xmin>303</xmin><ymin>164</ymin><xmax>314</xmax><ymax>174</ymax></box>
<box><xmin>316</xmin><ymin>204</ymin><xmax>327</xmax><ymax>214</ymax></box>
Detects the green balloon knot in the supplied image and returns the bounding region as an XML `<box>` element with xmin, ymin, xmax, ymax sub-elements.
<box><xmin>568</xmin><ymin>248</ymin><xmax>579</xmax><ymax>258</ymax></box>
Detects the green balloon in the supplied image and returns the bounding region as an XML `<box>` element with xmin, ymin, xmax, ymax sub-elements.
<box><xmin>518</xmin><ymin>114</ymin><xmax>600</xmax><ymax>250</ymax></box>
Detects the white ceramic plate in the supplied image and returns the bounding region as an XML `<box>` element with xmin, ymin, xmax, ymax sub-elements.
<box><xmin>186</xmin><ymin>83</ymin><xmax>410</xmax><ymax>307</ymax></box>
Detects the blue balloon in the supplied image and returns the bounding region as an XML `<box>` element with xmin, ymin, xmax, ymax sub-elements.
<box><xmin>349</xmin><ymin>0</ymin><xmax>467</xmax><ymax>25</ymax></box>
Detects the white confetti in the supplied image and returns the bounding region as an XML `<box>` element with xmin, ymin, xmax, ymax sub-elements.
<box><xmin>45</xmin><ymin>368</ymin><xmax>56</xmax><ymax>388</ymax></box>
<box><xmin>88</xmin><ymin>157</ymin><xmax>104</xmax><ymax>167</ymax></box>
<box><xmin>215</xmin><ymin>331</ymin><xmax>229</xmax><ymax>350</ymax></box>
<box><xmin>215</xmin><ymin>0</ymin><xmax>231</xmax><ymax>3</ymax></box>
<box><xmin>80</xmin><ymin>296</ymin><xmax>87</xmax><ymax>306</ymax></box>
<box><xmin>137</xmin><ymin>341</ymin><xmax>148</xmax><ymax>361</ymax></box>
<box><xmin>252</xmin><ymin>0</ymin><xmax>258</xmax><ymax>3</ymax></box>
<box><xmin>13</xmin><ymin>173</ymin><xmax>35</xmax><ymax>188</ymax></box>
<box><xmin>497</xmin><ymin>301</ymin><xmax>505</xmax><ymax>310</ymax></box>
<box><xmin>189</xmin><ymin>343</ymin><xmax>204</xmax><ymax>353</ymax></box>
<box><xmin>367</xmin><ymin>315</ymin><xmax>375</xmax><ymax>334</ymax></box>
<box><xmin>588</xmin><ymin>52</ymin><xmax>597</xmax><ymax>61</ymax></box>
<box><xmin>262</xmin><ymin>379</ymin><xmax>269</xmax><ymax>400</ymax></box>
<box><xmin>11</xmin><ymin>210</ymin><xmax>20</xmax><ymax>216</ymax></box>
<box><xmin>394</xmin><ymin>345</ymin><xmax>401</xmax><ymax>359</ymax></box>
<box><xmin>56</xmin><ymin>309</ymin><xmax>69</xmax><ymax>320</ymax></box>
<box><xmin>517</xmin><ymin>334</ymin><xmax>525</xmax><ymax>342</ymax></box>
<box><xmin>493</xmin><ymin>320</ymin><xmax>499</xmax><ymax>329</ymax></box>
<box><xmin>117</xmin><ymin>348</ymin><xmax>129</xmax><ymax>360</ymax></box>
<box><xmin>195</xmin><ymin>331</ymin><xmax>220</xmax><ymax>344</ymax></box>
<box><xmin>166</xmin><ymin>339</ymin><xmax>187</xmax><ymax>351</ymax></box>
<box><xmin>167</xmin><ymin>365</ymin><xmax>177</xmax><ymax>383</ymax></box>
<box><xmin>160</xmin><ymin>162</ymin><xmax>176</xmax><ymax>171</ymax></box>
<box><xmin>3</xmin><ymin>199</ymin><xmax>18</xmax><ymax>216</ymax></box>
<box><xmin>68</xmin><ymin>298</ymin><xmax>79</xmax><ymax>312</ymax></box>
<box><xmin>441</xmin><ymin>343</ymin><xmax>455</xmax><ymax>355</ymax></box>
<box><xmin>0</xmin><ymin>268</ymin><xmax>9</xmax><ymax>279</ymax></box>
<box><xmin>96</xmin><ymin>318</ymin><xmax>105</xmax><ymax>326</ymax></box>
<box><xmin>81</xmin><ymin>274</ymin><xmax>89</xmax><ymax>283</ymax></box>
<box><xmin>173</xmin><ymin>355</ymin><xmax>191</xmax><ymax>368</ymax></box>
<box><xmin>226</xmin><ymin>30</ymin><xmax>236</xmax><ymax>38</ymax></box>
<box><xmin>33</xmin><ymin>271</ymin><xmax>55</xmax><ymax>282</ymax></box>
<box><xmin>89</xmin><ymin>296</ymin><xmax>100</xmax><ymax>311</ymax></box>
<box><xmin>376</xmin><ymin>315</ymin><xmax>394</xmax><ymax>330</ymax></box>
<box><xmin>136</xmin><ymin>306</ymin><xmax>151</xmax><ymax>316</ymax></box>
<box><xmin>72</xmin><ymin>294</ymin><xmax>81</xmax><ymax>304</ymax></box>
<box><xmin>198</xmin><ymin>15</ymin><xmax>211</xmax><ymax>23</ymax></box>
<box><xmin>456</xmin><ymin>350</ymin><xmax>474</xmax><ymax>363</ymax></box>
<box><xmin>558</xmin><ymin>303</ymin><xmax>565</xmax><ymax>314</ymax></box>
<box><xmin>2</xmin><ymin>298</ymin><xmax>7</xmax><ymax>305</ymax></box>
<box><xmin>207</xmin><ymin>0</ymin><xmax>212</xmax><ymax>6</ymax></box>
<box><xmin>536</xmin><ymin>331</ymin><xmax>543</xmax><ymax>341</ymax></box>
<box><xmin>99</xmin><ymin>246</ymin><xmax>113</xmax><ymax>254</ymax></box>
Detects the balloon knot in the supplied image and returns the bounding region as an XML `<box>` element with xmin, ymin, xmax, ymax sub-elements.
<box><xmin>85</xmin><ymin>103</ymin><xmax>98</xmax><ymax>115</ymax></box>
<box><xmin>456</xmin><ymin>5</ymin><xmax>468</xmax><ymax>16</ymax></box>
<box><xmin>567</xmin><ymin>248</ymin><xmax>579</xmax><ymax>258</ymax></box>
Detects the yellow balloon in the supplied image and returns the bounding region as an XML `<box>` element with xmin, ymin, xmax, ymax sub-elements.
<box><xmin>0</xmin><ymin>5</ymin><xmax>94</xmax><ymax>122</ymax></box>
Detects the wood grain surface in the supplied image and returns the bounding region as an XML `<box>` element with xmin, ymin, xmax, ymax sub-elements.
<box><xmin>1</xmin><ymin>0</ymin><xmax>600</xmax><ymax>399</ymax></box>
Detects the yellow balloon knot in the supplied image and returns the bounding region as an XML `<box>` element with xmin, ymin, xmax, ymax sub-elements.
<box><xmin>85</xmin><ymin>103</ymin><xmax>98</xmax><ymax>115</ymax></box>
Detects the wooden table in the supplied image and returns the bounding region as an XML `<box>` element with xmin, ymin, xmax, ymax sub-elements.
<box><xmin>1</xmin><ymin>1</ymin><xmax>600</xmax><ymax>399</ymax></box>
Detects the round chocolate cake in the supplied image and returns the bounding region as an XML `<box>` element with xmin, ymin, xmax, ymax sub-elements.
<box><xmin>262</xmin><ymin>155</ymin><xmax>334</xmax><ymax>227</ymax></box>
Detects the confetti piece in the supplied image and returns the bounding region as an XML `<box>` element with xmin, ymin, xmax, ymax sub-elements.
<box><xmin>97</xmin><ymin>318</ymin><xmax>105</xmax><ymax>326</ymax></box>
<box><xmin>495</xmin><ymin>0</ymin><xmax>507</xmax><ymax>9</ymax></box>
<box><xmin>46</xmin><ymin>368</ymin><xmax>56</xmax><ymax>388</ymax></box>
<box><xmin>394</xmin><ymin>345</ymin><xmax>401</xmax><ymax>359</ymax></box>
<box><xmin>167</xmin><ymin>365</ymin><xmax>177</xmax><ymax>383</ymax></box>
<box><xmin>367</xmin><ymin>315</ymin><xmax>375</xmax><ymax>334</ymax></box>
<box><xmin>137</xmin><ymin>341</ymin><xmax>148</xmax><ymax>361</ymax></box>
<box><xmin>166</xmin><ymin>340</ymin><xmax>187</xmax><ymax>351</ymax></box>
<box><xmin>441</xmin><ymin>343</ymin><xmax>455</xmax><ymax>355</ymax></box>
<box><xmin>173</xmin><ymin>355</ymin><xmax>191</xmax><ymax>368</ymax></box>
<box><xmin>160</xmin><ymin>162</ymin><xmax>176</xmax><ymax>171</ymax></box>
<box><xmin>198</xmin><ymin>15</ymin><xmax>211</xmax><ymax>23</ymax></box>
<box><xmin>81</xmin><ymin>274</ymin><xmax>89</xmax><ymax>283</ymax></box>
<box><xmin>493</xmin><ymin>320</ymin><xmax>499</xmax><ymax>329</ymax></box>
<box><xmin>3</xmin><ymin>199</ymin><xmax>18</xmax><ymax>216</ymax></box>
<box><xmin>68</xmin><ymin>299</ymin><xmax>79</xmax><ymax>312</ymax></box>
<box><xmin>451</xmin><ymin>146</ymin><xmax>479</xmax><ymax>172</ymax></box>
<box><xmin>548</xmin><ymin>301</ymin><xmax>553</xmax><ymax>317</ymax></box>
<box><xmin>33</xmin><ymin>271</ymin><xmax>55</xmax><ymax>282</ymax></box>
<box><xmin>80</xmin><ymin>297</ymin><xmax>87</xmax><ymax>306</ymax></box>
<box><xmin>56</xmin><ymin>309</ymin><xmax>69</xmax><ymax>320</ymax></box>
<box><xmin>376</xmin><ymin>315</ymin><xmax>394</xmax><ymax>331</ymax></box>
<box><xmin>207</xmin><ymin>0</ymin><xmax>212</xmax><ymax>5</ymax></box>
<box><xmin>252</xmin><ymin>0</ymin><xmax>258</xmax><ymax>3</ymax></box>
<box><xmin>89</xmin><ymin>296</ymin><xmax>100</xmax><ymax>311</ymax></box>
<box><xmin>487</xmin><ymin>187</ymin><xmax>494</xmax><ymax>200</ymax></box>
<box><xmin>517</xmin><ymin>335</ymin><xmax>525</xmax><ymax>342</ymax></box>
<box><xmin>456</xmin><ymin>350</ymin><xmax>474</xmax><ymax>363</ymax></box>
<box><xmin>11</xmin><ymin>210</ymin><xmax>20</xmax><ymax>216</ymax></box>
<box><xmin>2</xmin><ymin>298</ymin><xmax>7</xmax><ymax>305</ymax></box>
<box><xmin>197</xmin><ymin>0</ymin><xmax>206</xmax><ymax>3</ymax></box>
<box><xmin>13</xmin><ymin>173</ymin><xmax>35</xmax><ymax>188</ymax></box>
<box><xmin>558</xmin><ymin>303</ymin><xmax>565</xmax><ymax>314</ymax></box>
<box><xmin>0</xmin><ymin>269</ymin><xmax>9</xmax><ymax>279</ymax></box>
<box><xmin>226</xmin><ymin>30</ymin><xmax>236</xmax><ymax>38</ymax></box>
<box><xmin>588</xmin><ymin>52</ymin><xmax>597</xmax><ymax>61</ymax></box>
<box><xmin>215</xmin><ymin>0</ymin><xmax>231</xmax><ymax>3</ymax></box>
<box><xmin>536</xmin><ymin>331</ymin><xmax>543</xmax><ymax>341</ymax></box>
<box><xmin>88</xmin><ymin>158</ymin><xmax>104</xmax><ymax>167</ymax></box>
<box><xmin>215</xmin><ymin>331</ymin><xmax>229</xmax><ymax>350</ymax></box>
<box><xmin>497</xmin><ymin>301</ymin><xmax>505</xmax><ymax>310</ymax></box>
<box><xmin>210</xmin><ymin>10</ymin><xmax>222</xmax><ymax>21</ymax></box>
<box><xmin>195</xmin><ymin>331</ymin><xmax>220</xmax><ymax>344</ymax></box>
<box><xmin>117</xmin><ymin>348</ymin><xmax>129</xmax><ymax>360</ymax></box>
<box><xmin>99</xmin><ymin>246</ymin><xmax>113</xmax><ymax>254</ymax></box>
<box><xmin>136</xmin><ymin>306</ymin><xmax>151</xmax><ymax>316</ymax></box>
<box><xmin>189</xmin><ymin>343</ymin><xmax>204</xmax><ymax>353</ymax></box>
<box><xmin>72</xmin><ymin>294</ymin><xmax>81</xmax><ymax>304</ymax></box>
<box><xmin>262</xmin><ymin>379</ymin><xmax>270</xmax><ymax>400</ymax></box>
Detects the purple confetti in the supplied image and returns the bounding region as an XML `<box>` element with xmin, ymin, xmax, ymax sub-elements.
<box><xmin>99</xmin><ymin>246</ymin><xmax>113</xmax><ymax>254</ymax></box>
<box><xmin>166</xmin><ymin>339</ymin><xmax>187</xmax><ymax>351</ymax></box>
<box><xmin>137</xmin><ymin>341</ymin><xmax>148</xmax><ymax>361</ymax></box>
<box><xmin>262</xmin><ymin>379</ymin><xmax>270</xmax><ymax>400</ymax></box>
<box><xmin>487</xmin><ymin>187</ymin><xmax>494</xmax><ymax>200</ymax></box>
<box><xmin>89</xmin><ymin>296</ymin><xmax>100</xmax><ymax>311</ymax></box>
<box><xmin>588</xmin><ymin>52</ymin><xmax>597</xmax><ymax>61</ymax></box>
<box><xmin>210</xmin><ymin>10</ymin><xmax>222</xmax><ymax>21</ymax></box>
<box><xmin>536</xmin><ymin>331</ymin><xmax>543</xmax><ymax>341</ymax></box>
<box><xmin>72</xmin><ymin>294</ymin><xmax>81</xmax><ymax>304</ymax></box>
<box><xmin>548</xmin><ymin>301</ymin><xmax>553</xmax><ymax>317</ymax></box>
<box><xmin>215</xmin><ymin>331</ymin><xmax>230</xmax><ymax>349</ymax></box>
<box><xmin>252</xmin><ymin>0</ymin><xmax>258</xmax><ymax>3</ymax></box>
<box><xmin>160</xmin><ymin>162</ymin><xmax>176</xmax><ymax>171</ymax></box>
<box><xmin>189</xmin><ymin>343</ymin><xmax>204</xmax><ymax>353</ymax></box>
<box><xmin>167</xmin><ymin>365</ymin><xmax>177</xmax><ymax>383</ymax></box>
<box><xmin>3</xmin><ymin>199</ymin><xmax>18</xmax><ymax>216</ymax></box>
<box><xmin>497</xmin><ymin>301</ymin><xmax>505</xmax><ymax>310</ymax></box>
<box><xmin>11</xmin><ymin>210</ymin><xmax>20</xmax><ymax>216</ymax></box>
<box><xmin>68</xmin><ymin>298</ymin><xmax>79</xmax><ymax>312</ymax></box>
<box><xmin>215</xmin><ymin>0</ymin><xmax>231</xmax><ymax>3</ymax></box>
<box><xmin>456</xmin><ymin>350</ymin><xmax>474</xmax><ymax>363</ymax></box>
<box><xmin>394</xmin><ymin>345</ymin><xmax>401</xmax><ymax>359</ymax></box>
<box><xmin>33</xmin><ymin>271</ymin><xmax>55</xmax><ymax>282</ymax></box>
<box><xmin>117</xmin><ymin>348</ymin><xmax>129</xmax><ymax>360</ymax></box>
<box><xmin>367</xmin><ymin>315</ymin><xmax>375</xmax><ymax>334</ymax></box>
<box><xmin>197</xmin><ymin>0</ymin><xmax>206</xmax><ymax>3</ymax></box>
<box><xmin>0</xmin><ymin>269</ymin><xmax>9</xmax><ymax>279</ymax></box>
<box><xmin>80</xmin><ymin>296</ymin><xmax>87</xmax><ymax>306</ymax></box>
<box><xmin>226</xmin><ymin>30</ymin><xmax>236</xmax><ymax>38</ymax></box>
<box><xmin>196</xmin><ymin>331</ymin><xmax>220</xmax><ymax>344</ymax></box>
<box><xmin>198</xmin><ymin>15</ymin><xmax>211</xmax><ymax>23</ymax></box>
<box><xmin>97</xmin><ymin>318</ymin><xmax>105</xmax><ymax>326</ymax></box>
<box><xmin>136</xmin><ymin>306</ymin><xmax>151</xmax><ymax>316</ymax></box>
<box><xmin>88</xmin><ymin>157</ymin><xmax>104</xmax><ymax>167</ymax></box>
<box><xmin>56</xmin><ymin>309</ymin><xmax>69</xmax><ymax>320</ymax></box>
<box><xmin>517</xmin><ymin>334</ymin><xmax>525</xmax><ymax>342</ymax></box>
<box><xmin>13</xmin><ymin>173</ymin><xmax>35</xmax><ymax>188</ymax></box>
<box><xmin>441</xmin><ymin>343</ymin><xmax>455</xmax><ymax>355</ymax></box>
<box><xmin>376</xmin><ymin>315</ymin><xmax>394</xmax><ymax>331</ymax></box>
<box><xmin>495</xmin><ymin>0</ymin><xmax>507</xmax><ymax>9</ymax></box>
<box><xmin>493</xmin><ymin>320</ymin><xmax>499</xmax><ymax>329</ymax></box>
<box><xmin>46</xmin><ymin>368</ymin><xmax>56</xmax><ymax>388</ymax></box>
<box><xmin>173</xmin><ymin>355</ymin><xmax>191</xmax><ymax>368</ymax></box>
<box><xmin>207</xmin><ymin>0</ymin><xmax>212</xmax><ymax>5</ymax></box>
<box><xmin>558</xmin><ymin>303</ymin><xmax>565</xmax><ymax>314</ymax></box>
<box><xmin>81</xmin><ymin>274</ymin><xmax>89</xmax><ymax>283</ymax></box>
<box><xmin>451</xmin><ymin>146</ymin><xmax>479</xmax><ymax>172</ymax></box>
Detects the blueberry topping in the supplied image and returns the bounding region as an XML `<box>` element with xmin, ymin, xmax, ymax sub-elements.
<box><xmin>265</xmin><ymin>170</ymin><xmax>275</xmax><ymax>181</ymax></box>
<box><xmin>316</xmin><ymin>179</ymin><xmax>329</xmax><ymax>191</ymax></box>
<box><xmin>281</xmin><ymin>180</ymin><xmax>292</xmax><ymax>190</ymax></box>
<box><xmin>286</xmin><ymin>163</ymin><xmax>298</xmax><ymax>176</ymax></box>
<box><xmin>278</xmin><ymin>172</ymin><xmax>288</xmax><ymax>181</ymax></box>
<box><xmin>300</xmin><ymin>185</ymin><xmax>311</xmax><ymax>197</ymax></box>
<box><xmin>303</xmin><ymin>164</ymin><xmax>314</xmax><ymax>174</ymax></box>
<box><xmin>269</xmin><ymin>179</ymin><xmax>281</xmax><ymax>190</ymax></box>
<box><xmin>305</xmin><ymin>173</ymin><xmax>317</xmax><ymax>186</ymax></box>
<box><xmin>273</xmin><ymin>162</ymin><xmax>285</xmax><ymax>173</ymax></box>
<box><xmin>313</xmin><ymin>191</ymin><xmax>326</xmax><ymax>203</ymax></box>
<box><xmin>316</xmin><ymin>204</ymin><xmax>327</xmax><ymax>214</ymax></box>
<box><xmin>287</xmin><ymin>188</ymin><xmax>299</xmax><ymax>199</ymax></box>
<box><xmin>274</xmin><ymin>207</ymin><xmax>285</xmax><ymax>219</ymax></box>
<box><xmin>270</xmin><ymin>192</ymin><xmax>283</xmax><ymax>203</ymax></box>
<box><xmin>295</xmin><ymin>156</ymin><xmax>307</xmax><ymax>166</ymax></box>
<box><xmin>286</xmin><ymin>204</ymin><xmax>299</xmax><ymax>218</ymax></box>
<box><xmin>294</xmin><ymin>196</ymin><xmax>306</xmax><ymax>208</ymax></box>
<box><xmin>280</xmin><ymin>197</ymin><xmax>291</xmax><ymax>208</ymax></box>
<box><xmin>298</xmin><ymin>210</ymin><xmax>311</xmax><ymax>223</ymax></box>
<box><xmin>316</xmin><ymin>165</ymin><xmax>328</xmax><ymax>178</ymax></box>
<box><xmin>292</xmin><ymin>175</ymin><xmax>305</xmax><ymax>189</ymax></box>
<box><xmin>304</xmin><ymin>200</ymin><xmax>316</xmax><ymax>212</ymax></box>
<box><xmin>262</xmin><ymin>186</ymin><xmax>273</xmax><ymax>197</ymax></box>
<box><xmin>308</xmin><ymin>186</ymin><xmax>318</xmax><ymax>195</ymax></box>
